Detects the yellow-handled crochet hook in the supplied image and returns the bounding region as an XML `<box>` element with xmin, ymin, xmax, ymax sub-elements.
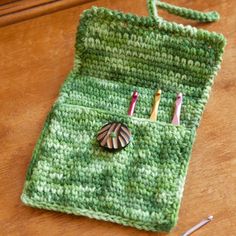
<box><xmin>150</xmin><ymin>89</ymin><xmax>162</xmax><ymax>121</ymax></box>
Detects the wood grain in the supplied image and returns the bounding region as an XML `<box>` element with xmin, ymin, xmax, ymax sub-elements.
<box><xmin>0</xmin><ymin>0</ymin><xmax>95</xmax><ymax>27</ymax></box>
<box><xmin>0</xmin><ymin>0</ymin><xmax>235</xmax><ymax>235</ymax></box>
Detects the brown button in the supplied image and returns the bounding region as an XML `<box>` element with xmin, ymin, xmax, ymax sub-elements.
<box><xmin>97</xmin><ymin>122</ymin><xmax>131</xmax><ymax>151</ymax></box>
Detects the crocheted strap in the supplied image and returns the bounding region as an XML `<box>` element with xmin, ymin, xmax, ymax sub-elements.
<box><xmin>147</xmin><ymin>0</ymin><xmax>220</xmax><ymax>22</ymax></box>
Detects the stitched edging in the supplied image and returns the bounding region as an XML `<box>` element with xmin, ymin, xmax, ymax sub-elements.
<box><xmin>80</xmin><ymin>7</ymin><xmax>226</xmax><ymax>46</ymax></box>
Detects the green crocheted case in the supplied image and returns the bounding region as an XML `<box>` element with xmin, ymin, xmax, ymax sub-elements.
<box><xmin>21</xmin><ymin>0</ymin><xmax>226</xmax><ymax>232</ymax></box>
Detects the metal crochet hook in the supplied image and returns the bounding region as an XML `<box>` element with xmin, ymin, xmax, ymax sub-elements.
<box><xmin>172</xmin><ymin>92</ymin><xmax>183</xmax><ymax>125</ymax></box>
<box><xmin>128</xmin><ymin>90</ymin><xmax>138</xmax><ymax>116</ymax></box>
<box><xmin>181</xmin><ymin>215</ymin><xmax>213</xmax><ymax>236</ymax></box>
<box><xmin>150</xmin><ymin>89</ymin><xmax>161</xmax><ymax>121</ymax></box>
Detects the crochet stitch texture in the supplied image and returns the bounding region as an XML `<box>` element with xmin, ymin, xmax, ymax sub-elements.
<box><xmin>21</xmin><ymin>1</ymin><xmax>226</xmax><ymax>232</ymax></box>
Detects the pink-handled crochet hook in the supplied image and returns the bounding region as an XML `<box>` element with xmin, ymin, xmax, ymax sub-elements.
<box><xmin>128</xmin><ymin>90</ymin><xmax>138</xmax><ymax>116</ymax></box>
<box><xmin>172</xmin><ymin>92</ymin><xmax>183</xmax><ymax>125</ymax></box>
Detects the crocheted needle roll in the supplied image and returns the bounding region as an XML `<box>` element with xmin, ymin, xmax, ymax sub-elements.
<box><xmin>21</xmin><ymin>2</ymin><xmax>226</xmax><ymax>232</ymax></box>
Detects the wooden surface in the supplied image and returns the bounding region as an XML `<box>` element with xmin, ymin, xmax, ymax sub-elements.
<box><xmin>0</xmin><ymin>0</ymin><xmax>95</xmax><ymax>27</ymax></box>
<box><xmin>0</xmin><ymin>0</ymin><xmax>236</xmax><ymax>235</ymax></box>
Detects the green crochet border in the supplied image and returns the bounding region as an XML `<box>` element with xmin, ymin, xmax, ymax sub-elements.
<box><xmin>80</xmin><ymin>7</ymin><xmax>226</xmax><ymax>45</ymax></box>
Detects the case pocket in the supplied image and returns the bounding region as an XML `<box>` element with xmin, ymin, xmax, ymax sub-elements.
<box><xmin>59</xmin><ymin>73</ymin><xmax>206</xmax><ymax>128</ymax></box>
<box><xmin>22</xmin><ymin>103</ymin><xmax>195</xmax><ymax>232</ymax></box>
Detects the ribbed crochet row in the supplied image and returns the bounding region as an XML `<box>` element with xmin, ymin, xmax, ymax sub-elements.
<box><xmin>60</xmin><ymin>75</ymin><xmax>205</xmax><ymax>127</ymax></box>
<box><xmin>21</xmin><ymin>4</ymin><xmax>226</xmax><ymax>232</ymax></box>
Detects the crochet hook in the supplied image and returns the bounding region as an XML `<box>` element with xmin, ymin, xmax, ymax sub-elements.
<box><xmin>128</xmin><ymin>90</ymin><xmax>138</xmax><ymax>116</ymax></box>
<box><xmin>172</xmin><ymin>92</ymin><xmax>183</xmax><ymax>125</ymax></box>
<box><xmin>150</xmin><ymin>89</ymin><xmax>161</xmax><ymax>121</ymax></box>
<box><xmin>181</xmin><ymin>215</ymin><xmax>213</xmax><ymax>236</ymax></box>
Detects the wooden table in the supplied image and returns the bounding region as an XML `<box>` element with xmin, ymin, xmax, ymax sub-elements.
<box><xmin>0</xmin><ymin>0</ymin><xmax>235</xmax><ymax>235</ymax></box>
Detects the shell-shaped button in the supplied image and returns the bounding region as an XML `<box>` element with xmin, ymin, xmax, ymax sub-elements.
<box><xmin>97</xmin><ymin>122</ymin><xmax>131</xmax><ymax>151</ymax></box>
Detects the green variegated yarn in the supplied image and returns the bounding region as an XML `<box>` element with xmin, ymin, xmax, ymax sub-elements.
<box><xmin>21</xmin><ymin>1</ymin><xmax>226</xmax><ymax>232</ymax></box>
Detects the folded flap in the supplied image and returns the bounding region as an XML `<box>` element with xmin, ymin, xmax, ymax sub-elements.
<box><xmin>22</xmin><ymin>103</ymin><xmax>196</xmax><ymax>232</ymax></box>
<box><xmin>72</xmin><ymin>7</ymin><xmax>226</xmax><ymax>128</ymax></box>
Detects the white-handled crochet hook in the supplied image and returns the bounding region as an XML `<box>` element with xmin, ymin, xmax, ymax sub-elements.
<box><xmin>181</xmin><ymin>215</ymin><xmax>213</xmax><ymax>236</ymax></box>
<box><xmin>172</xmin><ymin>92</ymin><xmax>183</xmax><ymax>125</ymax></box>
